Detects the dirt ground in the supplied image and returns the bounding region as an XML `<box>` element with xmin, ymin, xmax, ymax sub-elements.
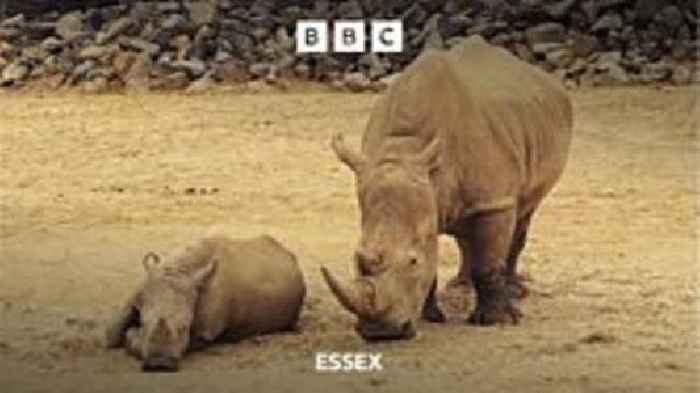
<box><xmin>0</xmin><ymin>86</ymin><xmax>697</xmax><ymax>393</ymax></box>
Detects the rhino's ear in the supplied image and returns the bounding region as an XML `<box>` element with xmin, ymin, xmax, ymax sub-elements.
<box><xmin>192</xmin><ymin>258</ymin><xmax>218</xmax><ymax>287</ymax></box>
<box><xmin>331</xmin><ymin>133</ymin><xmax>366</xmax><ymax>174</ymax></box>
<box><xmin>415</xmin><ymin>137</ymin><xmax>442</xmax><ymax>174</ymax></box>
<box><xmin>142</xmin><ymin>252</ymin><xmax>161</xmax><ymax>274</ymax></box>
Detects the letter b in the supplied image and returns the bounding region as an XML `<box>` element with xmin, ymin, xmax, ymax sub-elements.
<box><xmin>334</xmin><ymin>21</ymin><xmax>365</xmax><ymax>53</ymax></box>
<box><xmin>296</xmin><ymin>20</ymin><xmax>328</xmax><ymax>53</ymax></box>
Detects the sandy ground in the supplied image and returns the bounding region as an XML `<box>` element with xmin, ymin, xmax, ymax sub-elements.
<box><xmin>0</xmin><ymin>86</ymin><xmax>697</xmax><ymax>393</ymax></box>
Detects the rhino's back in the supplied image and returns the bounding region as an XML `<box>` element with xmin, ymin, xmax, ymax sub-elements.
<box><xmin>195</xmin><ymin>235</ymin><xmax>305</xmax><ymax>340</ymax></box>
<box><xmin>365</xmin><ymin>36</ymin><xmax>573</xmax><ymax>213</ymax></box>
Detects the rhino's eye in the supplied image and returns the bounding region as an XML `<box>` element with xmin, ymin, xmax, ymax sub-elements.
<box><xmin>409</xmin><ymin>257</ymin><xmax>418</xmax><ymax>266</ymax></box>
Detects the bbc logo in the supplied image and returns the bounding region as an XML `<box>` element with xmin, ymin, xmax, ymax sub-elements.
<box><xmin>296</xmin><ymin>20</ymin><xmax>403</xmax><ymax>54</ymax></box>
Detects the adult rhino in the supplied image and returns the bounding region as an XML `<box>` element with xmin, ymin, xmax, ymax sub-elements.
<box><xmin>322</xmin><ymin>37</ymin><xmax>573</xmax><ymax>340</ymax></box>
<box><xmin>106</xmin><ymin>234</ymin><xmax>306</xmax><ymax>371</ymax></box>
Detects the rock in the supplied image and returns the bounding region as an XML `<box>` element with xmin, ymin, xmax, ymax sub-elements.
<box><xmin>657</xmin><ymin>5</ymin><xmax>684</xmax><ymax>31</ymax></box>
<box><xmin>187</xmin><ymin>71</ymin><xmax>216</xmax><ymax>93</ymax></box>
<box><xmin>359</xmin><ymin>53</ymin><xmax>387</xmax><ymax>79</ymax></box>
<box><xmin>124</xmin><ymin>54</ymin><xmax>152</xmax><ymax>88</ymax></box>
<box><xmin>152</xmin><ymin>71</ymin><xmax>190</xmax><ymax>90</ymax></box>
<box><xmin>129</xmin><ymin>1</ymin><xmax>156</xmax><ymax>20</ymax></box>
<box><xmin>249</xmin><ymin>63</ymin><xmax>272</xmax><ymax>78</ymax></box>
<box><xmin>72</xmin><ymin>60</ymin><xmax>96</xmax><ymax>80</ymax></box>
<box><xmin>186</xmin><ymin>1</ymin><xmax>218</xmax><ymax>27</ymax></box>
<box><xmin>214</xmin><ymin>49</ymin><xmax>232</xmax><ymax>63</ymax></box>
<box><xmin>513</xmin><ymin>43</ymin><xmax>536</xmax><ymax>64</ymax></box>
<box><xmin>42</xmin><ymin>55</ymin><xmax>61</xmax><ymax>75</ymax></box>
<box><xmin>422</xmin><ymin>14</ymin><xmax>445</xmax><ymax>51</ymax></box>
<box><xmin>157</xmin><ymin>1</ymin><xmax>183</xmax><ymax>13</ymax></box>
<box><xmin>1</xmin><ymin>62</ymin><xmax>28</xmax><ymax>84</ymax></box>
<box><xmin>446</xmin><ymin>36</ymin><xmax>467</xmax><ymax>49</ymax></box>
<box><xmin>251</xmin><ymin>27</ymin><xmax>271</xmax><ymax>41</ymax></box>
<box><xmin>171</xmin><ymin>34</ymin><xmax>193</xmax><ymax>60</ymax></box>
<box><xmin>671</xmin><ymin>65</ymin><xmax>692</xmax><ymax>85</ymax></box>
<box><xmin>635</xmin><ymin>0</ymin><xmax>667</xmax><ymax>22</ymax></box>
<box><xmin>1</xmin><ymin>14</ymin><xmax>25</xmax><ymax>28</ymax></box>
<box><xmin>592</xmin><ymin>12</ymin><xmax>623</xmax><ymax>33</ymax></box>
<box><xmin>121</xmin><ymin>37</ymin><xmax>160</xmax><ymax>56</ymax></box>
<box><xmin>532</xmin><ymin>42</ymin><xmax>565</xmax><ymax>56</ymax></box>
<box><xmin>572</xmin><ymin>34</ymin><xmax>598</xmax><ymax>58</ymax></box>
<box><xmin>167</xmin><ymin>59</ymin><xmax>207</xmax><ymax>78</ymax></box>
<box><xmin>544</xmin><ymin>0</ymin><xmax>577</xmax><ymax>20</ymax></box>
<box><xmin>546</xmin><ymin>48</ymin><xmax>574</xmax><ymax>69</ymax></box>
<box><xmin>293</xmin><ymin>62</ymin><xmax>311</xmax><ymax>79</ymax></box>
<box><xmin>525</xmin><ymin>23</ymin><xmax>566</xmax><ymax>49</ymax></box>
<box><xmin>336</xmin><ymin>0</ymin><xmax>364</xmax><ymax>19</ymax></box>
<box><xmin>596</xmin><ymin>62</ymin><xmax>629</xmax><ymax>85</ymax></box>
<box><xmin>244</xmin><ymin>80</ymin><xmax>275</xmax><ymax>94</ymax></box>
<box><xmin>112</xmin><ymin>51</ymin><xmax>136</xmax><ymax>75</ymax></box>
<box><xmin>214</xmin><ymin>60</ymin><xmax>249</xmax><ymax>83</ymax></box>
<box><xmin>22</xmin><ymin>46</ymin><xmax>47</xmax><ymax>62</ymax></box>
<box><xmin>466</xmin><ymin>20</ymin><xmax>508</xmax><ymax>39</ymax></box>
<box><xmin>580</xmin><ymin>1</ymin><xmax>599</xmax><ymax>23</ymax></box>
<box><xmin>55</xmin><ymin>11</ymin><xmax>85</xmax><ymax>41</ymax></box>
<box><xmin>0</xmin><ymin>27</ymin><xmax>22</xmax><ymax>40</ymax></box>
<box><xmin>441</xmin><ymin>15</ymin><xmax>472</xmax><ymax>37</ymax></box>
<box><xmin>640</xmin><ymin>61</ymin><xmax>672</xmax><ymax>83</ymax></box>
<box><xmin>44</xmin><ymin>73</ymin><xmax>67</xmax><ymax>89</ymax></box>
<box><xmin>378</xmin><ymin>72</ymin><xmax>401</xmax><ymax>87</ymax></box>
<box><xmin>263</xmin><ymin>65</ymin><xmax>279</xmax><ymax>84</ymax></box>
<box><xmin>82</xmin><ymin>76</ymin><xmax>109</xmax><ymax>93</ymax></box>
<box><xmin>273</xmin><ymin>26</ymin><xmax>294</xmax><ymax>53</ymax></box>
<box><xmin>97</xmin><ymin>17</ymin><xmax>136</xmax><ymax>45</ymax></box>
<box><xmin>597</xmin><ymin>51</ymin><xmax>623</xmax><ymax>65</ymax></box>
<box><xmin>40</xmin><ymin>37</ymin><xmax>64</xmax><ymax>53</ymax></box>
<box><xmin>161</xmin><ymin>13</ymin><xmax>189</xmax><ymax>31</ymax></box>
<box><xmin>79</xmin><ymin>45</ymin><xmax>115</xmax><ymax>60</ymax></box>
<box><xmin>344</xmin><ymin>72</ymin><xmax>371</xmax><ymax>93</ymax></box>
<box><xmin>86</xmin><ymin>67</ymin><xmax>115</xmax><ymax>80</ymax></box>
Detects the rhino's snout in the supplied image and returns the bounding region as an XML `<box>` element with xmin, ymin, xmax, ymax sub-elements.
<box><xmin>356</xmin><ymin>319</ymin><xmax>416</xmax><ymax>341</ymax></box>
<box><xmin>142</xmin><ymin>355</ymin><xmax>179</xmax><ymax>373</ymax></box>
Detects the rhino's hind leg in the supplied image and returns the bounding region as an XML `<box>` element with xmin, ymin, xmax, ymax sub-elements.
<box><xmin>505</xmin><ymin>213</ymin><xmax>533</xmax><ymax>299</ymax></box>
<box><xmin>464</xmin><ymin>211</ymin><xmax>522</xmax><ymax>326</ymax></box>
<box><xmin>421</xmin><ymin>277</ymin><xmax>446</xmax><ymax>323</ymax></box>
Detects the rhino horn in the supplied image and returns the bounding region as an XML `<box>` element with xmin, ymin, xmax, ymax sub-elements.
<box><xmin>331</xmin><ymin>133</ymin><xmax>366</xmax><ymax>174</ymax></box>
<box><xmin>321</xmin><ymin>266</ymin><xmax>375</xmax><ymax>319</ymax></box>
<box><xmin>154</xmin><ymin>318</ymin><xmax>170</xmax><ymax>339</ymax></box>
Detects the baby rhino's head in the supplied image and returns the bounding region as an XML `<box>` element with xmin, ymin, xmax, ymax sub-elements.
<box><xmin>134</xmin><ymin>252</ymin><xmax>216</xmax><ymax>372</ymax></box>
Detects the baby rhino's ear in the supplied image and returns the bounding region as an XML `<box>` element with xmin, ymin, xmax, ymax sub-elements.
<box><xmin>192</xmin><ymin>259</ymin><xmax>218</xmax><ymax>287</ymax></box>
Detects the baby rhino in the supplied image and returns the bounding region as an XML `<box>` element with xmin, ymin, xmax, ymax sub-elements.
<box><xmin>105</xmin><ymin>234</ymin><xmax>306</xmax><ymax>372</ymax></box>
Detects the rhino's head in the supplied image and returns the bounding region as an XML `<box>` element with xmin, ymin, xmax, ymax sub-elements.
<box><xmin>133</xmin><ymin>252</ymin><xmax>216</xmax><ymax>372</ymax></box>
<box><xmin>323</xmin><ymin>133</ymin><xmax>441</xmax><ymax>340</ymax></box>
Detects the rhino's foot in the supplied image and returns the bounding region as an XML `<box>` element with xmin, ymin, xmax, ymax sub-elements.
<box><xmin>422</xmin><ymin>303</ymin><xmax>446</xmax><ymax>323</ymax></box>
<box><xmin>446</xmin><ymin>274</ymin><xmax>471</xmax><ymax>289</ymax></box>
<box><xmin>468</xmin><ymin>298</ymin><xmax>522</xmax><ymax>326</ymax></box>
<box><xmin>506</xmin><ymin>276</ymin><xmax>529</xmax><ymax>299</ymax></box>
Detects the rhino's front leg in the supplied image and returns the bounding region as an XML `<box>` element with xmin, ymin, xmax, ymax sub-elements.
<box><xmin>421</xmin><ymin>277</ymin><xmax>446</xmax><ymax>323</ymax></box>
<box><xmin>125</xmin><ymin>327</ymin><xmax>143</xmax><ymax>359</ymax></box>
<box><xmin>464</xmin><ymin>210</ymin><xmax>522</xmax><ymax>325</ymax></box>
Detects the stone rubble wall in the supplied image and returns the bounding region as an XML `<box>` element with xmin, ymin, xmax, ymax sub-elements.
<box><xmin>0</xmin><ymin>0</ymin><xmax>697</xmax><ymax>92</ymax></box>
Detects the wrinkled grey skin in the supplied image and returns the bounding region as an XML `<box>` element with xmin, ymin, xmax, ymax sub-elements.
<box><xmin>105</xmin><ymin>235</ymin><xmax>306</xmax><ymax>371</ymax></box>
<box><xmin>322</xmin><ymin>37</ymin><xmax>573</xmax><ymax>340</ymax></box>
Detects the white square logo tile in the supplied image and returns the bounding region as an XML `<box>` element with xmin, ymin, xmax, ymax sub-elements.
<box><xmin>296</xmin><ymin>20</ymin><xmax>329</xmax><ymax>53</ymax></box>
<box><xmin>371</xmin><ymin>20</ymin><xmax>403</xmax><ymax>53</ymax></box>
<box><xmin>333</xmin><ymin>20</ymin><xmax>366</xmax><ymax>53</ymax></box>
